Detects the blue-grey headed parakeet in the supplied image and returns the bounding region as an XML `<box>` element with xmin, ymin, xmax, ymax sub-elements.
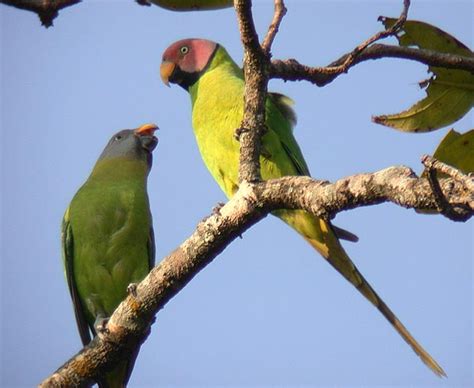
<box><xmin>62</xmin><ymin>123</ymin><xmax>158</xmax><ymax>387</ymax></box>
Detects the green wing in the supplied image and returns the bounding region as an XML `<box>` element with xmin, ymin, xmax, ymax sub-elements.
<box><xmin>268</xmin><ymin>93</ymin><xmax>297</xmax><ymax>127</ymax></box>
<box><xmin>267</xmin><ymin>93</ymin><xmax>358</xmax><ymax>243</ymax></box>
<box><xmin>61</xmin><ymin>207</ymin><xmax>156</xmax><ymax>347</ymax></box>
<box><xmin>61</xmin><ymin>207</ymin><xmax>91</xmax><ymax>346</ymax></box>
<box><xmin>267</xmin><ymin>92</ymin><xmax>310</xmax><ymax>176</ymax></box>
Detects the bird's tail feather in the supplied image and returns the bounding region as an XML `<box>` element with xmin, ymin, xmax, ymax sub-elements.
<box><xmin>98</xmin><ymin>361</ymin><xmax>128</xmax><ymax>388</ymax></box>
<box><xmin>98</xmin><ymin>351</ymin><xmax>140</xmax><ymax>388</ymax></box>
<box><xmin>275</xmin><ymin>209</ymin><xmax>446</xmax><ymax>377</ymax></box>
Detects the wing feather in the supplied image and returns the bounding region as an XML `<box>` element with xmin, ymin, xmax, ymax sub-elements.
<box><xmin>61</xmin><ymin>208</ymin><xmax>91</xmax><ymax>346</ymax></box>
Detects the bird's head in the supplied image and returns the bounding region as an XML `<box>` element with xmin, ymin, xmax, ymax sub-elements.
<box><xmin>160</xmin><ymin>38</ymin><xmax>218</xmax><ymax>90</ymax></box>
<box><xmin>98</xmin><ymin>123</ymin><xmax>159</xmax><ymax>167</ymax></box>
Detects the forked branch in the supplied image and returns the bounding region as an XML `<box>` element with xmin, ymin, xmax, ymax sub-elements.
<box><xmin>271</xmin><ymin>44</ymin><xmax>474</xmax><ymax>86</ymax></box>
<box><xmin>324</xmin><ymin>0</ymin><xmax>410</xmax><ymax>75</ymax></box>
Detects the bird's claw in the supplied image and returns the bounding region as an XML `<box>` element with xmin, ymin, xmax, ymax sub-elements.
<box><xmin>200</xmin><ymin>202</ymin><xmax>226</xmax><ymax>223</ymax></box>
<box><xmin>212</xmin><ymin>202</ymin><xmax>225</xmax><ymax>215</ymax></box>
<box><xmin>127</xmin><ymin>283</ymin><xmax>138</xmax><ymax>298</ymax></box>
<box><xmin>96</xmin><ymin>318</ymin><xmax>109</xmax><ymax>335</ymax></box>
<box><xmin>234</xmin><ymin>127</ymin><xmax>248</xmax><ymax>140</ymax></box>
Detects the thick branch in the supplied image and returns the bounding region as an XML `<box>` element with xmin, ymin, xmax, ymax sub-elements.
<box><xmin>257</xmin><ymin>166</ymin><xmax>473</xmax><ymax>220</ymax></box>
<box><xmin>0</xmin><ymin>0</ymin><xmax>81</xmax><ymax>26</ymax></box>
<box><xmin>234</xmin><ymin>0</ymin><xmax>270</xmax><ymax>183</ymax></box>
<box><xmin>41</xmin><ymin>165</ymin><xmax>472</xmax><ymax>386</ymax></box>
<box><xmin>271</xmin><ymin>44</ymin><xmax>474</xmax><ymax>86</ymax></box>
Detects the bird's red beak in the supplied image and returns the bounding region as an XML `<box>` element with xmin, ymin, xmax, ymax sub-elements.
<box><xmin>135</xmin><ymin>123</ymin><xmax>158</xmax><ymax>136</ymax></box>
<box><xmin>160</xmin><ymin>61</ymin><xmax>175</xmax><ymax>87</ymax></box>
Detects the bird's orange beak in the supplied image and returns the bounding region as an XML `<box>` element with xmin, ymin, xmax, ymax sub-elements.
<box><xmin>135</xmin><ymin>123</ymin><xmax>158</xmax><ymax>136</ymax></box>
<box><xmin>160</xmin><ymin>61</ymin><xmax>175</xmax><ymax>87</ymax></box>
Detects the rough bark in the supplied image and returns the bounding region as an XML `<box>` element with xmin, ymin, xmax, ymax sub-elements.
<box><xmin>271</xmin><ymin>44</ymin><xmax>474</xmax><ymax>87</ymax></box>
<box><xmin>234</xmin><ymin>0</ymin><xmax>269</xmax><ymax>183</ymax></box>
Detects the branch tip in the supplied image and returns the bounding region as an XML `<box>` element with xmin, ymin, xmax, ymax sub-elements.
<box><xmin>262</xmin><ymin>0</ymin><xmax>287</xmax><ymax>55</ymax></box>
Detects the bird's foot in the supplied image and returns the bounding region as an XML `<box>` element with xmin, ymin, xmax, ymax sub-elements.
<box><xmin>127</xmin><ymin>283</ymin><xmax>138</xmax><ymax>298</ymax></box>
<box><xmin>200</xmin><ymin>202</ymin><xmax>226</xmax><ymax>223</ymax></box>
<box><xmin>212</xmin><ymin>202</ymin><xmax>225</xmax><ymax>215</ymax></box>
<box><xmin>95</xmin><ymin>318</ymin><xmax>109</xmax><ymax>336</ymax></box>
<box><xmin>234</xmin><ymin>126</ymin><xmax>248</xmax><ymax>140</ymax></box>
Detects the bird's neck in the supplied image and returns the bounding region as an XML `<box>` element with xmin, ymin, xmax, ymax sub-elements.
<box><xmin>89</xmin><ymin>157</ymin><xmax>149</xmax><ymax>183</ymax></box>
<box><xmin>189</xmin><ymin>46</ymin><xmax>242</xmax><ymax>103</ymax></box>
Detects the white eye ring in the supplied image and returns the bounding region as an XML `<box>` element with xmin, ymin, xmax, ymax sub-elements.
<box><xmin>114</xmin><ymin>135</ymin><xmax>122</xmax><ymax>141</ymax></box>
<box><xmin>180</xmin><ymin>46</ymin><xmax>189</xmax><ymax>54</ymax></box>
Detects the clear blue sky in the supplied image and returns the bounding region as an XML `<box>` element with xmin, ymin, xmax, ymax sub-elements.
<box><xmin>1</xmin><ymin>1</ymin><xmax>472</xmax><ymax>387</ymax></box>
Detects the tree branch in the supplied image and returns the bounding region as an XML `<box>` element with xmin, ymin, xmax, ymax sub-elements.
<box><xmin>261</xmin><ymin>0</ymin><xmax>286</xmax><ymax>55</ymax></box>
<box><xmin>322</xmin><ymin>0</ymin><xmax>410</xmax><ymax>76</ymax></box>
<box><xmin>234</xmin><ymin>0</ymin><xmax>289</xmax><ymax>183</ymax></box>
<box><xmin>40</xmin><ymin>164</ymin><xmax>473</xmax><ymax>386</ymax></box>
<box><xmin>421</xmin><ymin>155</ymin><xmax>474</xmax><ymax>221</ymax></box>
<box><xmin>258</xmin><ymin>166</ymin><xmax>473</xmax><ymax>220</ymax></box>
<box><xmin>271</xmin><ymin>44</ymin><xmax>474</xmax><ymax>86</ymax></box>
<box><xmin>234</xmin><ymin>0</ymin><xmax>270</xmax><ymax>183</ymax></box>
<box><xmin>422</xmin><ymin>155</ymin><xmax>474</xmax><ymax>192</ymax></box>
<box><xmin>40</xmin><ymin>182</ymin><xmax>267</xmax><ymax>387</ymax></box>
<box><xmin>0</xmin><ymin>0</ymin><xmax>81</xmax><ymax>27</ymax></box>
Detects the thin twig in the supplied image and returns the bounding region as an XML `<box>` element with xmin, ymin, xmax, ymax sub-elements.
<box><xmin>261</xmin><ymin>0</ymin><xmax>287</xmax><ymax>55</ymax></box>
<box><xmin>270</xmin><ymin>44</ymin><xmax>474</xmax><ymax>86</ymax></box>
<box><xmin>325</xmin><ymin>0</ymin><xmax>410</xmax><ymax>74</ymax></box>
<box><xmin>269</xmin><ymin>0</ymin><xmax>416</xmax><ymax>87</ymax></box>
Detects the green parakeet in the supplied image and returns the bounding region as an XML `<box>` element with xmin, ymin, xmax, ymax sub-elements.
<box><xmin>160</xmin><ymin>39</ymin><xmax>445</xmax><ymax>376</ymax></box>
<box><xmin>62</xmin><ymin>123</ymin><xmax>158</xmax><ymax>387</ymax></box>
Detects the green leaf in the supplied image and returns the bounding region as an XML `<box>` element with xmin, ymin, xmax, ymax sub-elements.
<box><xmin>425</xmin><ymin>129</ymin><xmax>474</xmax><ymax>176</ymax></box>
<box><xmin>373</xmin><ymin>18</ymin><xmax>474</xmax><ymax>132</ymax></box>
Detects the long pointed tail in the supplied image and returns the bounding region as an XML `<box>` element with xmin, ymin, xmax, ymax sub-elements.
<box><xmin>276</xmin><ymin>209</ymin><xmax>446</xmax><ymax>377</ymax></box>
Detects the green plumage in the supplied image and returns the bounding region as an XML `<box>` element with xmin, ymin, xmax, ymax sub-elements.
<box><xmin>164</xmin><ymin>40</ymin><xmax>445</xmax><ymax>376</ymax></box>
<box><xmin>62</xmin><ymin>128</ymin><xmax>156</xmax><ymax>387</ymax></box>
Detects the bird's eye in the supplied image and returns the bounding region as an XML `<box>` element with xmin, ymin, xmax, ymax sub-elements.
<box><xmin>114</xmin><ymin>135</ymin><xmax>122</xmax><ymax>141</ymax></box>
<box><xmin>180</xmin><ymin>46</ymin><xmax>189</xmax><ymax>54</ymax></box>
